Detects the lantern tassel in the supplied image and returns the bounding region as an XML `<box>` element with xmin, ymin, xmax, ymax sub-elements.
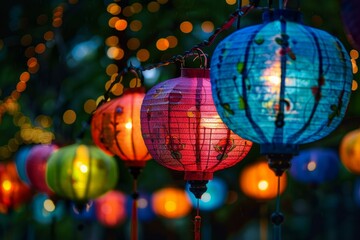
<box><xmin>271</xmin><ymin>175</ymin><xmax>284</xmax><ymax>240</ymax></box>
<box><xmin>194</xmin><ymin>199</ymin><xmax>202</xmax><ymax>240</ymax></box>
<box><xmin>129</xmin><ymin>167</ymin><xmax>142</xmax><ymax>240</ymax></box>
<box><xmin>131</xmin><ymin>195</ymin><xmax>138</xmax><ymax>240</ymax></box>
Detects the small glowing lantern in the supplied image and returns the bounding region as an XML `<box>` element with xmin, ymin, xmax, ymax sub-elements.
<box><xmin>289</xmin><ymin>148</ymin><xmax>340</xmax><ymax>184</ymax></box>
<box><xmin>239</xmin><ymin>160</ymin><xmax>287</xmax><ymax>201</ymax></box>
<box><xmin>46</xmin><ymin>144</ymin><xmax>118</xmax><ymax>203</ymax></box>
<box><xmin>0</xmin><ymin>162</ymin><xmax>32</xmax><ymax>213</ymax></box>
<box><xmin>340</xmin><ymin>129</ymin><xmax>360</xmax><ymax>174</ymax></box>
<box><xmin>210</xmin><ymin>9</ymin><xmax>352</xmax><ymax>175</ymax></box>
<box><xmin>95</xmin><ymin>190</ymin><xmax>127</xmax><ymax>227</ymax></box>
<box><xmin>341</xmin><ymin>0</ymin><xmax>360</xmax><ymax>49</ymax></box>
<box><xmin>152</xmin><ymin>187</ymin><xmax>191</xmax><ymax>219</ymax></box>
<box><xmin>186</xmin><ymin>178</ymin><xmax>227</xmax><ymax>211</ymax></box>
<box><xmin>32</xmin><ymin>194</ymin><xmax>65</xmax><ymax>224</ymax></box>
<box><xmin>26</xmin><ymin>144</ymin><xmax>58</xmax><ymax>195</ymax></box>
<box><xmin>91</xmin><ymin>89</ymin><xmax>151</xmax><ymax>167</ymax></box>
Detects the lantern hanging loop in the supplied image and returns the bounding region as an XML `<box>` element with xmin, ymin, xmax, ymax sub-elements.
<box><xmin>183</xmin><ymin>48</ymin><xmax>208</xmax><ymax>69</ymax></box>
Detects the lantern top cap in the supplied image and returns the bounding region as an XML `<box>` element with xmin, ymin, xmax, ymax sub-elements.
<box><xmin>181</xmin><ymin>68</ymin><xmax>210</xmax><ymax>78</ymax></box>
<box><xmin>262</xmin><ymin>9</ymin><xmax>303</xmax><ymax>23</ymax></box>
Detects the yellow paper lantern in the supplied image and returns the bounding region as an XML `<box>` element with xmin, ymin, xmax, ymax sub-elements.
<box><xmin>239</xmin><ymin>160</ymin><xmax>287</xmax><ymax>200</ymax></box>
<box><xmin>340</xmin><ymin>129</ymin><xmax>360</xmax><ymax>174</ymax></box>
<box><xmin>152</xmin><ymin>187</ymin><xmax>191</xmax><ymax>219</ymax></box>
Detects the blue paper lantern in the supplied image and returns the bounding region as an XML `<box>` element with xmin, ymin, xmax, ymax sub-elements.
<box><xmin>15</xmin><ymin>146</ymin><xmax>32</xmax><ymax>184</ymax></box>
<box><xmin>289</xmin><ymin>148</ymin><xmax>340</xmax><ymax>184</ymax></box>
<box><xmin>186</xmin><ymin>178</ymin><xmax>227</xmax><ymax>211</ymax></box>
<box><xmin>70</xmin><ymin>201</ymin><xmax>96</xmax><ymax>220</ymax></box>
<box><xmin>32</xmin><ymin>194</ymin><xmax>65</xmax><ymax>224</ymax></box>
<box><xmin>210</xmin><ymin>10</ymin><xmax>352</xmax><ymax>168</ymax></box>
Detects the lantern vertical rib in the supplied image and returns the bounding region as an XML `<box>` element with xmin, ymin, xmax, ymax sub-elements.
<box><xmin>130</xmin><ymin>96</ymin><xmax>137</xmax><ymax>161</ymax></box>
<box><xmin>83</xmin><ymin>147</ymin><xmax>92</xmax><ymax>202</ymax></box>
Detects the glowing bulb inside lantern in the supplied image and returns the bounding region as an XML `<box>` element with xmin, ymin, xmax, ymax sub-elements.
<box><xmin>2</xmin><ymin>180</ymin><xmax>12</xmax><ymax>191</ymax></box>
<box><xmin>79</xmin><ymin>164</ymin><xmax>88</xmax><ymax>173</ymax></box>
<box><xmin>258</xmin><ymin>180</ymin><xmax>269</xmax><ymax>191</ymax></box>
<box><xmin>44</xmin><ymin>199</ymin><xmax>56</xmax><ymax>212</ymax></box>
<box><xmin>125</xmin><ymin>121</ymin><xmax>132</xmax><ymax>129</ymax></box>
<box><xmin>307</xmin><ymin>161</ymin><xmax>317</xmax><ymax>171</ymax></box>
<box><xmin>138</xmin><ymin>198</ymin><xmax>148</xmax><ymax>209</ymax></box>
<box><xmin>165</xmin><ymin>200</ymin><xmax>176</xmax><ymax>212</ymax></box>
<box><xmin>201</xmin><ymin>192</ymin><xmax>211</xmax><ymax>203</ymax></box>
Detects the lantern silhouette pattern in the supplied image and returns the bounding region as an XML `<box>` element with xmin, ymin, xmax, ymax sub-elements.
<box><xmin>26</xmin><ymin>144</ymin><xmax>58</xmax><ymax>195</ymax></box>
<box><xmin>46</xmin><ymin>144</ymin><xmax>118</xmax><ymax>202</ymax></box>
<box><xmin>239</xmin><ymin>160</ymin><xmax>287</xmax><ymax>200</ymax></box>
<box><xmin>152</xmin><ymin>187</ymin><xmax>191</xmax><ymax>219</ymax></box>
<box><xmin>91</xmin><ymin>89</ymin><xmax>151</xmax><ymax>167</ymax></box>
<box><xmin>0</xmin><ymin>162</ymin><xmax>32</xmax><ymax>212</ymax></box>
<box><xmin>341</xmin><ymin>0</ymin><xmax>360</xmax><ymax>49</ymax></box>
<box><xmin>141</xmin><ymin>68</ymin><xmax>252</xmax><ymax>180</ymax></box>
<box><xmin>340</xmin><ymin>129</ymin><xmax>360</xmax><ymax>174</ymax></box>
<box><xmin>289</xmin><ymin>148</ymin><xmax>340</xmax><ymax>184</ymax></box>
<box><xmin>95</xmin><ymin>190</ymin><xmax>127</xmax><ymax>227</ymax></box>
<box><xmin>210</xmin><ymin>10</ymin><xmax>353</xmax><ymax>155</ymax></box>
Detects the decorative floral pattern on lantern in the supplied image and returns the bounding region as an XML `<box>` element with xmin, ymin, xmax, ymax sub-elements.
<box><xmin>46</xmin><ymin>144</ymin><xmax>118</xmax><ymax>202</ymax></box>
<box><xmin>340</xmin><ymin>129</ymin><xmax>360</xmax><ymax>174</ymax></box>
<box><xmin>26</xmin><ymin>144</ymin><xmax>58</xmax><ymax>195</ymax></box>
<box><xmin>91</xmin><ymin>89</ymin><xmax>151</xmax><ymax>167</ymax></box>
<box><xmin>95</xmin><ymin>190</ymin><xmax>127</xmax><ymax>227</ymax></box>
<box><xmin>210</xmin><ymin>10</ymin><xmax>353</xmax><ymax>156</ymax></box>
<box><xmin>141</xmin><ymin>68</ymin><xmax>252</xmax><ymax>181</ymax></box>
<box><xmin>341</xmin><ymin>0</ymin><xmax>360</xmax><ymax>49</ymax></box>
<box><xmin>239</xmin><ymin>160</ymin><xmax>287</xmax><ymax>200</ymax></box>
<box><xmin>289</xmin><ymin>148</ymin><xmax>340</xmax><ymax>184</ymax></box>
<box><xmin>0</xmin><ymin>162</ymin><xmax>32</xmax><ymax>213</ymax></box>
<box><xmin>152</xmin><ymin>187</ymin><xmax>191</xmax><ymax>219</ymax></box>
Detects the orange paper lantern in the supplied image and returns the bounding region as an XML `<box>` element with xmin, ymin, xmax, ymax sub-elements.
<box><xmin>152</xmin><ymin>187</ymin><xmax>191</xmax><ymax>219</ymax></box>
<box><xmin>0</xmin><ymin>162</ymin><xmax>32</xmax><ymax>213</ymax></box>
<box><xmin>91</xmin><ymin>89</ymin><xmax>151</xmax><ymax>167</ymax></box>
<box><xmin>340</xmin><ymin>129</ymin><xmax>360</xmax><ymax>174</ymax></box>
<box><xmin>239</xmin><ymin>160</ymin><xmax>287</xmax><ymax>200</ymax></box>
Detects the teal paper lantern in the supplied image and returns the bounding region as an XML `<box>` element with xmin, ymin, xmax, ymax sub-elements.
<box><xmin>210</xmin><ymin>9</ymin><xmax>352</xmax><ymax>174</ymax></box>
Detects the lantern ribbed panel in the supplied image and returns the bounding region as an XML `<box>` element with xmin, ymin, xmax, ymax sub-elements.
<box><xmin>289</xmin><ymin>148</ymin><xmax>340</xmax><ymax>184</ymax></box>
<box><xmin>91</xmin><ymin>90</ymin><xmax>151</xmax><ymax>165</ymax></box>
<box><xmin>210</xmin><ymin>11</ymin><xmax>352</xmax><ymax>154</ymax></box>
<box><xmin>341</xmin><ymin>0</ymin><xmax>360</xmax><ymax>50</ymax></box>
<box><xmin>140</xmin><ymin>68</ymin><xmax>252</xmax><ymax>180</ymax></box>
<box><xmin>46</xmin><ymin>144</ymin><xmax>118</xmax><ymax>202</ymax></box>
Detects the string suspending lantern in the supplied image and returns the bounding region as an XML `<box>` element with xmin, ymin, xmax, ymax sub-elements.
<box><xmin>141</xmin><ymin>67</ymin><xmax>252</xmax><ymax>240</ymax></box>
<box><xmin>210</xmin><ymin>7</ymin><xmax>352</xmax><ymax>240</ymax></box>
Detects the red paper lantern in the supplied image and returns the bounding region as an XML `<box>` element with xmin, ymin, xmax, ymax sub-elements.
<box><xmin>95</xmin><ymin>190</ymin><xmax>127</xmax><ymax>227</ymax></box>
<box><xmin>91</xmin><ymin>89</ymin><xmax>151</xmax><ymax>167</ymax></box>
<box><xmin>0</xmin><ymin>162</ymin><xmax>32</xmax><ymax>213</ymax></box>
<box><xmin>26</xmin><ymin>144</ymin><xmax>58</xmax><ymax>195</ymax></box>
<box><xmin>140</xmin><ymin>68</ymin><xmax>252</xmax><ymax>181</ymax></box>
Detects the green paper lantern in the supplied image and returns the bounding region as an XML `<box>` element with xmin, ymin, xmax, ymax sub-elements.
<box><xmin>46</xmin><ymin>144</ymin><xmax>118</xmax><ymax>202</ymax></box>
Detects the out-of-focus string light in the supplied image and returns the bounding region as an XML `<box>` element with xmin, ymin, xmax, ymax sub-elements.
<box><xmin>351</xmin><ymin>49</ymin><xmax>359</xmax><ymax>91</ymax></box>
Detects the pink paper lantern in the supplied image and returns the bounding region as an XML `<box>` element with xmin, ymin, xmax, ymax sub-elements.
<box><xmin>140</xmin><ymin>68</ymin><xmax>252</xmax><ymax>181</ymax></box>
<box><xmin>26</xmin><ymin>144</ymin><xmax>58</xmax><ymax>195</ymax></box>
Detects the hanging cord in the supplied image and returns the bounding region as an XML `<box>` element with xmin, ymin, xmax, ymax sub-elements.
<box><xmin>129</xmin><ymin>166</ymin><xmax>142</xmax><ymax>240</ymax></box>
<box><xmin>194</xmin><ymin>199</ymin><xmax>201</xmax><ymax>240</ymax></box>
<box><xmin>237</xmin><ymin>0</ymin><xmax>243</xmax><ymax>29</ymax></box>
<box><xmin>271</xmin><ymin>176</ymin><xmax>284</xmax><ymax>240</ymax></box>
